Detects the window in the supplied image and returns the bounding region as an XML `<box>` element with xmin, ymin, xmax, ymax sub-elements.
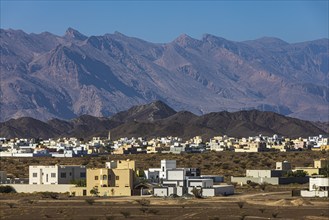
<box><xmin>80</xmin><ymin>172</ymin><xmax>86</xmax><ymax>178</ymax></box>
<box><xmin>33</xmin><ymin>173</ymin><xmax>37</xmax><ymax>177</ymax></box>
<box><xmin>60</xmin><ymin>173</ymin><xmax>66</xmax><ymax>178</ymax></box>
<box><xmin>115</xmin><ymin>176</ymin><xmax>119</xmax><ymax>180</ymax></box>
<box><xmin>95</xmin><ymin>176</ymin><xmax>99</xmax><ymax>180</ymax></box>
<box><xmin>51</xmin><ymin>173</ymin><xmax>56</xmax><ymax>178</ymax></box>
<box><xmin>102</xmin><ymin>175</ymin><xmax>107</xmax><ymax>180</ymax></box>
<box><xmin>69</xmin><ymin>172</ymin><xmax>72</xmax><ymax>176</ymax></box>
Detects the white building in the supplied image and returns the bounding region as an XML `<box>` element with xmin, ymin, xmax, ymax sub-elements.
<box><xmin>301</xmin><ymin>177</ymin><xmax>329</xmax><ymax>197</ymax></box>
<box><xmin>29</xmin><ymin>165</ymin><xmax>86</xmax><ymax>185</ymax></box>
<box><xmin>147</xmin><ymin>160</ymin><xmax>233</xmax><ymax>197</ymax></box>
<box><xmin>144</xmin><ymin>160</ymin><xmax>177</xmax><ymax>181</ymax></box>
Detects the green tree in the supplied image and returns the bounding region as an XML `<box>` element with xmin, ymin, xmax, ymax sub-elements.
<box><xmin>90</xmin><ymin>187</ymin><xmax>99</xmax><ymax>197</ymax></box>
<box><xmin>319</xmin><ymin>164</ymin><xmax>329</xmax><ymax>177</ymax></box>
<box><xmin>191</xmin><ymin>187</ymin><xmax>203</xmax><ymax>198</ymax></box>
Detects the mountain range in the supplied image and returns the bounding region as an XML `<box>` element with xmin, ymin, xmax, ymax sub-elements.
<box><xmin>0</xmin><ymin>101</ymin><xmax>327</xmax><ymax>140</ymax></box>
<box><xmin>0</xmin><ymin>28</ymin><xmax>328</xmax><ymax>122</ymax></box>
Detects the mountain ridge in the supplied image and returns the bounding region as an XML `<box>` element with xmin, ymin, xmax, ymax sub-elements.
<box><xmin>1</xmin><ymin>28</ymin><xmax>328</xmax><ymax>122</ymax></box>
<box><xmin>0</xmin><ymin>101</ymin><xmax>327</xmax><ymax>140</ymax></box>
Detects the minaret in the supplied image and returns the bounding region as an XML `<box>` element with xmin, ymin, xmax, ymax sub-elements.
<box><xmin>108</xmin><ymin>131</ymin><xmax>111</xmax><ymax>141</ymax></box>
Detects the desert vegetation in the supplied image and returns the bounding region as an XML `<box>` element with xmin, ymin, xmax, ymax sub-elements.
<box><xmin>1</xmin><ymin>151</ymin><xmax>328</xmax><ymax>180</ymax></box>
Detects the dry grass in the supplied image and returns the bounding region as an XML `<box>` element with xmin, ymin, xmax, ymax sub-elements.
<box><xmin>1</xmin><ymin>151</ymin><xmax>328</xmax><ymax>179</ymax></box>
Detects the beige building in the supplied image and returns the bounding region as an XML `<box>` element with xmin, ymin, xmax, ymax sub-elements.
<box><xmin>293</xmin><ymin>159</ymin><xmax>329</xmax><ymax>176</ymax></box>
<box><xmin>314</xmin><ymin>159</ymin><xmax>329</xmax><ymax>168</ymax></box>
<box><xmin>312</xmin><ymin>145</ymin><xmax>329</xmax><ymax>151</ymax></box>
<box><xmin>70</xmin><ymin>160</ymin><xmax>136</xmax><ymax>196</ymax></box>
<box><xmin>29</xmin><ymin>165</ymin><xmax>86</xmax><ymax>185</ymax></box>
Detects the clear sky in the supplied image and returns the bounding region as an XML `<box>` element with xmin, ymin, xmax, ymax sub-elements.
<box><xmin>1</xmin><ymin>0</ymin><xmax>328</xmax><ymax>43</ymax></box>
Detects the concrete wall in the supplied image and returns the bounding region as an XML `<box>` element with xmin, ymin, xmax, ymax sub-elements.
<box><xmin>168</xmin><ymin>186</ymin><xmax>176</xmax><ymax>196</ymax></box>
<box><xmin>231</xmin><ymin>177</ymin><xmax>280</xmax><ymax>185</ymax></box>
<box><xmin>188</xmin><ymin>179</ymin><xmax>213</xmax><ymax>188</ymax></box>
<box><xmin>200</xmin><ymin>175</ymin><xmax>224</xmax><ymax>183</ymax></box>
<box><xmin>231</xmin><ymin>176</ymin><xmax>309</xmax><ymax>185</ymax></box>
<box><xmin>213</xmin><ymin>185</ymin><xmax>234</xmax><ymax>196</ymax></box>
<box><xmin>301</xmin><ymin>190</ymin><xmax>328</xmax><ymax>198</ymax></box>
<box><xmin>167</xmin><ymin>170</ymin><xmax>184</xmax><ymax>181</ymax></box>
<box><xmin>153</xmin><ymin>187</ymin><xmax>168</xmax><ymax>197</ymax></box>
<box><xmin>177</xmin><ymin>186</ymin><xmax>183</xmax><ymax>196</ymax></box>
<box><xmin>246</xmin><ymin>170</ymin><xmax>272</xmax><ymax>178</ymax></box>
<box><xmin>3</xmin><ymin>184</ymin><xmax>74</xmax><ymax>193</ymax></box>
<box><xmin>278</xmin><ymin>177</ymin><xmax>309</xmax><ymax>184</ymax></box>
<box><xmin>202</xmin><ymin>188</ymin><xmax>215</xmax><ymax>197</ymax></box>
<box><xmin>0</xmin><ymin>152</ymin><xmax>34</xmax><ymax>157</ymax></box>
<box><xmin>309</xmin><ymin>177</ymin><xmax>329</xmax><ymax>190</ymax></box>
<box><xmin>71</xmin><ymin>186</ymin><xmax>132</xmax><ymax>196</ymax></box>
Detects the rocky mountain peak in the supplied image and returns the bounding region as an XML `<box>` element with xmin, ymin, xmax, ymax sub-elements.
<box><xmin>173</xmin><ymin>34</ymin><xmax>201</xmax><ymax>47</ymax></box>
<box><xmin>64</xmin><ymin>27</ymin><xmax>87</xmax><ymax>41</ymax></box>
<box><xmin>1</xmin><ymin>29</ymin><xmax>328</xmax><ymax>122</ymax></box>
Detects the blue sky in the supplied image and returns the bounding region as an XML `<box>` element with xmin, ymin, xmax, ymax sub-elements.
<box><xmin>1</xmin><ymin>1</ymin><xmax>328</xmax><ymax>43</ymax></box>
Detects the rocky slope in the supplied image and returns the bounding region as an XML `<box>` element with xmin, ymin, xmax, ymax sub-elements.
<box><xmin>1</xmin><ymin>28</ymin><xmax>328</xmax><ymax>121</ymax></box>
<box><xmin>0</xmin><ymin>101</ymin><xmax>326</xmax><ymax>139</ymax></box>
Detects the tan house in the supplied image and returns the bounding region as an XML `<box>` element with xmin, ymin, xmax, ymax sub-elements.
<box><xmin>70</xmin><ymin>160</ymin><xmax>136</xmax><ymax>196</ymax></box>
<box><xmin>314</xmin><ymin>159</ymin><xmax>329</xmax><ymax>168</ymax></box>
<box><xmin>293</xmin><ymin>159</ymin><xmax>329</xmax><ymax>176</ymax></box>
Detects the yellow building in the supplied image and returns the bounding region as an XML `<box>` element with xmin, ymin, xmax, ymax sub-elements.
<box><xmin>293</xmin><ymin>159</ymin><xmax>329</xmax><ymax>176</ymax></box>
<box><xmin>312</xmin><ymin>145</ymin><xmax>329</xmax><ymax>151</ymax></box>
<box><xmin>314</xmin><ymin>159</ymin><xmax>329</xmax><ymax>168</ymax></box>
<box><xmin>270</xmin><ymin>144</ymin><xmax>286</xmax><ymax>152</ymax></box>
<box><xmin>70</xmin><ymin>160</ymin><xmax>135</xmax><ymax>196</ymax></box>
<box><xmin>293</xmin><ymin>167</ymin><xmax>320</xmax><ymax>176</ymax></box>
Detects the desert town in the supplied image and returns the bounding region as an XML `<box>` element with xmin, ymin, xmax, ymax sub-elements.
<box><xmin>0</xmin><ymin>134</ymin><xmax>328</xmax><ymax>157</ymax></box>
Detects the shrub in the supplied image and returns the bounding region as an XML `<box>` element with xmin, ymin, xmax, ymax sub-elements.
<box><xmin>191</xmin><ymin>187</ymin><xmax>203</xmax><ymax>198</ymax></box>
<box><xmin>139</xmin><ymin>207</ymin><xmax>149</xmax><ymax>214</ymax></box>
<box><xmin>148</xmin><ymin>209</ymin><xmax>159</xmax><ymax>215</ymax></box>
<box><xmin>85</xmin><ymin>198</ymin><xmax>95</xmax><ymax>205</ymax></box>
<box><xmin>7</xmin><ymin>203</ymin><xmax>15</xmax><ymax>208</ymax></box>
<box><xmin>120</xmin><ymin>211</ymin><xmax>131</xmax><ymax>218</ymax></box>
<box><xmin>259</xmin><ymin>182</ymin><xmax>268</xmax><ymax>191</ymax></box>
<box><xmin>0</xmin><ymin>185</ymin><xmax>16</xmax><ymax>193</ymax></box>
<box><xmin>272</xmin><ymin>212</ymin><xmax>279</xmax><ymax>218</ymax></box>
<box><xmin>239</xmin><ymin>213</ymin><xmax>247</xmax><ymax>220</ymax></box>
<box><xmin>237</xmin><ymin>201</ymin><xmax>244</xmax><ymax>209</ymax></box>
<box><xmin>136</xmin><ymin>199</ymin><xmax>150</xmax><ymax>206</ymax></box>
<box><xmin>105</xmin><ymin>215</ymin><xmax>115</xmax><ymax>220</ymax></box>
<box><xmin>248</xmin><ymin>181</ymin><xmax>258</xmax><ymax>188</ymax></box>
<box><xmin>259</xmin><ymin>208</ymin><xmax>265</xmax><ymax>213</ymax></box>
<box><xmin>41</xmin><ymin>192</ymin><xmax>59</xmax><ymax>199</ymax></box>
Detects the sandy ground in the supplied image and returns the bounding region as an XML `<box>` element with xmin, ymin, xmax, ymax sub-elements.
<box><xmin>0</xmin><ymin>191</ymin><xmax>328</xmax><ymax>220</ymax></box>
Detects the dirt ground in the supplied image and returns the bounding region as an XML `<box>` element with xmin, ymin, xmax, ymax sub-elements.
<box><xmin>0</xmin><ymin>191</ymin><xmax>328</xmax><ymax>220</ymax></box>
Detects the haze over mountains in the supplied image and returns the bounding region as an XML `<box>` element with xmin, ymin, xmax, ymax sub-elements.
<box><xmin>0</xmin><ymin>28</ymin><xmax>328</xmax><ymax>122</ymax></box>
<box><xmin>0</xmin><ymin>101</ymin><xmax>327</xmax><ymax>140</ymax></box>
